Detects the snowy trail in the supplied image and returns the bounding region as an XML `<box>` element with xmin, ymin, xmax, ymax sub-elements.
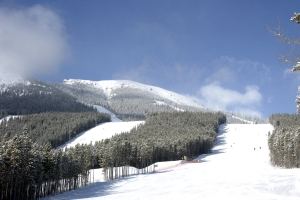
<box><xmin>47</xmin><ymin>124</ymin><xmax>300</xmax><ymax>200</ymax></box>
<box><xmin>93</xmin><ymin>105</ymin><xmax>121</xmax><ymax>122</ymax></box>
<box><xmin>61</xmin><ymin>121</ymin><xmax>144</xmax><ymax>149</ymax></box>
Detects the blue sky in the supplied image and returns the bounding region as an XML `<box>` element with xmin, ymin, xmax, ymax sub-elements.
<box><xmin>1</xmin><ymin>0</ymin><xmax>300</xmax><ymax>117</ymax></box>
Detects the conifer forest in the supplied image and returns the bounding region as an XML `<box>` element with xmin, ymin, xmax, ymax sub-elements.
<box><xmin>268</xmin><ymin>114</ymin><xmax>300</xmax><ymax>168</ymax></box>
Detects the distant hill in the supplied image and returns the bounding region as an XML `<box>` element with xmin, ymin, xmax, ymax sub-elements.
<box><xmin>0</xmin><ymin>79</ymin><xmax>95</xmax><ymax>118</ymax></box>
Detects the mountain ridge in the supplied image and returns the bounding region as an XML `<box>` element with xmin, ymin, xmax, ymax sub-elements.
<box><xmin>63</xmin><ymin>79</ymin><xmax>204</xmax><ymax>108</ymax></box>
<box><xmin>58</xmin><ymin>79</ymin><xmax>206</xmax><ymax>120</ymax></box>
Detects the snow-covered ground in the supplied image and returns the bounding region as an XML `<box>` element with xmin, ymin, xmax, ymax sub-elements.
<box><xmin>47</xmin><ymin>124</ymin><xmax>300</xmax><ymax>200</ymax></box>
<box><xmin>85</xmin><ymin>160</ymin><xmax>183</xmax><ymax>183</ymax></box>
<box><xmin>61</xmin><ymin>121</ymin><xmax>144</xmax><ymax>149</ymax></box>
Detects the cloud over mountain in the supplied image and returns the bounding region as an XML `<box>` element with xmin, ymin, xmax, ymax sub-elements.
<box><xmin>198</xmin><ymin>82</ymin><xmax>262</xmax><ymax>117</ymax></box>
<box><xmin>0</xmin><ymin>5</ymin><xmax>67</xmax><ymax>80</ymax></box>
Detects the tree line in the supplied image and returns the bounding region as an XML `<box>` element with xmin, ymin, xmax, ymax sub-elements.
<box><xmin>0</xmin><ymin>112</ymin><xmax>111</xmax><ymax>148</ymax></box>
<box><xmin>268</xmin><ymin>114</ymin><xmax>300</xmax><ymax>168</ymax></box>
<box><xmin>0</xmin><ymin>132</ymin><xmax>97</xmax><ymax>200</ymax></box>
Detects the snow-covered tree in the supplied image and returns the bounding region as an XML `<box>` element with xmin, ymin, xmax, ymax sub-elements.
<box><xmin>289</xmin><ymin>13</ymin><xmax>300</xmax><ymax>113</ymax></box>
<box><xmin>272</xmin><ymin>12</ymin><xmax>300</xmax><ymax>113</ymax></box>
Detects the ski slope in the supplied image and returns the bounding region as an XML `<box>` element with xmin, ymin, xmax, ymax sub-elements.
<box><xmin>61</xmin><ymin>121</ymin><xmax>144</xmax><ymax>149</ymax></box>
<box><xmin>47</xmin><ymin>124</ymin><xmax>300</xmax><ymax>200</ymax></box>
<box><xmin>93</xmin><ymin>105</ymin><xmax>121</xmax><ymax>122</ymax></box>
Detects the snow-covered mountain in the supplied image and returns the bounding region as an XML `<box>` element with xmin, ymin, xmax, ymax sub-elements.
<box><xmin>64</xmin><ymin>79</ymin><xmax>204</xmax><ymax>108</ymax></box>
<box><xmin>58</xmin><ymin>79</ymin><xmax>262</xmax><ymax>123</ymax></box>
<box><xmin>57</xmin><ymin>79</ymin><xmax>206</xmax><ymax>120</ymax></box>
<box><xmin>0</xmin><ymin>78</ymin><xmax>259</xmax><ymax>123</ymax></box>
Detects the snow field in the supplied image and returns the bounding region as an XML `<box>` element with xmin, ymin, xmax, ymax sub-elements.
<box><xmin>47</xmin><ymin>124</ymin><xmax>300</xmax><ymax>200</ymax></box>
<box><xmin>61</xmin><ymin>121</ymin><xmax>144</xmax><ymax>149</ymax></box>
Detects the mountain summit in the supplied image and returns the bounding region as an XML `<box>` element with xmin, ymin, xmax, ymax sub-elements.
<box><xmin>58</xmin><ymin>79</ymin><xmax>205</xmax><ymax>120</ymax></box>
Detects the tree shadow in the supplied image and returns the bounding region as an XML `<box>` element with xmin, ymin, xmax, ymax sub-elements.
<box><xmin>44</xmin><ymin>176</ymin><xmax>137</xmax><ymax>200</ymax></box>
<box><xmin>194</xmin><ymin>124</ymin><xmax>228</xmax><ymax>161</ymax></box>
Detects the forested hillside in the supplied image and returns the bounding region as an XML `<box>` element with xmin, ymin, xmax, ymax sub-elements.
<box><xmin>268</xmin><ymin>114</ymin><xmax>300</xmax><ymax>168</ymax></box>
<box><xmin>98</xmin><ymin>112</ymin><xmax>226</xmax><ymax>169</ymax></box>
<box><xmin>55</xmin><ymin>82</ymin><xmax>110</xmax><ymax>108</ymax></box>
<box><xmin>0</xmin><ymin>111</ymin><xmax>225</xmax><ymax>200</ymax></box>
<box><xmin>0</xmin><ymin>81</ymin><xmax>113</xmax><ymax>200</ymax></box>
<box><xmin>0</xmin><ymin>80</ymin><xmax>95</xmax><ymax>118</ymax></box>
<box><xmin>0</xmin><ymin>112</ymin><xmax>111</xmax><ymax>148</ymax></box>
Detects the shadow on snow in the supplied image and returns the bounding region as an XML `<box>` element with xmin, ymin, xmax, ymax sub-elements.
<box><xmin>195</xmin><ymin>124</ymin><xmax>227</xmax><ymax>161</ymax></box>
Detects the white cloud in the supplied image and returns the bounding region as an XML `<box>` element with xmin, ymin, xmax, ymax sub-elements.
<box><xmin>113</xmin><ymin>62</ymin><xmax>204</xmax><ymax>91</ymax></box>
<box><xmin>232</xmin><ymin>108</ymin><xmax>262</xmax><ymax>118</ymax></box>
<box><xmin>197</xmin><ymin>56</ymin><xmax>269</xmax><ymax>117</ymax></box>
<box><xmin>197</xmin><ymin>82</ymin><xmax>262</xmax><ymax>117</ymax></box>
<box><xmin>113</xmin><ymin>64</ymin><xmax>150</xmax><ymax>83</ymax></box>
<box><xmin>210</xmin><ymin>56</ymin><xmax>271</xmax><ymax>84</ymax></box>
<box><xmin>205</xmin><ymin>67</ymin><xmax>236</xmax><ymax>84</ymax></box>
<box><xmin>0</xmin><ymin>5</ymin><xmax>67</xmax><ymax>80</ymax></box>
